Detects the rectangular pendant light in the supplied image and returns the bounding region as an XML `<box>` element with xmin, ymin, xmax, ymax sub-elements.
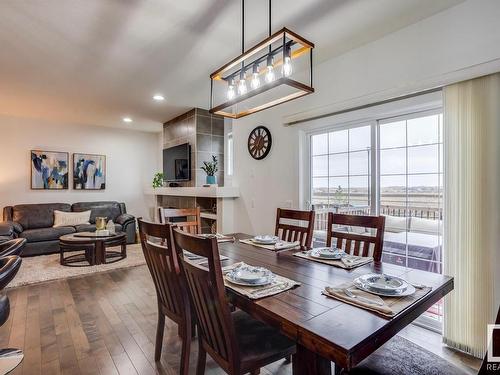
<box><xmin>209</xmin><ymin>27</ymin><xmax>314</xmax><ymax>119</ymax></box>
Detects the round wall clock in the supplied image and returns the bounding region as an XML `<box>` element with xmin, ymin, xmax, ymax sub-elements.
<box><xmin>248</xmin><ymin>126</ymin><xmax>272</xmax><ymax>160</ymax></box>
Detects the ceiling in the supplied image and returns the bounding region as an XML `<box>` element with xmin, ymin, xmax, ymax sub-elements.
<box><xmin>0</xmin><ymin>0</ymin><xmax>463</xmax><ymax>132</ymax></box>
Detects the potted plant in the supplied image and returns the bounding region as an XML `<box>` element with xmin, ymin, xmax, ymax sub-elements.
<box><xmin>201</xmin><ymin>155</ymin><xmax>218</xmax><ymax>185</ymax></box>
<box><xmin>152</xmin><ymin>172</ymin><xmax>164</xmax><ymax>188</ymax></box>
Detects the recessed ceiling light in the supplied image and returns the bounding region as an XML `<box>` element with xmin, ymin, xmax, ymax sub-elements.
<box><xmin>153</xmin><ymin>94</ymin><xmax>165</xmax><ymax>101</ymax></box>
<box><xmin>122</xmin><ymin>117</ymin><xmax>133</xmax><ymax>123</ymax></box>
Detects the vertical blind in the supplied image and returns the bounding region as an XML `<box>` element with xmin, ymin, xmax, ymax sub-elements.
<box><xmin>443</xmin><ymin>73</ymin><xmax>500</xmax><ymax>358</ymax></box>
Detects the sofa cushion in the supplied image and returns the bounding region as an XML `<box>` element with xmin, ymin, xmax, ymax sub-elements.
<box><xmin>53</xmin><ymin>210</ymin><xmax>91</xmax><ymax>228</ymax></box>
<box><xmin>72</xmin><ymin>201</ymin><xmax>122</xmax><ymax>224</ymax></box>
<box><xmin>75</xmin><ymin>224</ymin><xmax>123</xmax><ymax>233</ymax></box>
<box><xmin>410</xmin><ymin>217</ymin><xmax>442</xmax><ymax>235</ymax></box>
<box><xmin>12</xmin><ymin>203</ymin><xmax>71</xmax><ymax>230</ymax></box>
<box><xmin>383</xmin><ymin>215</ymin><xmax>408</xmax><ymax>233</ymax></box>
<box><xmin>19</xmin><ymin>226</ymin><xmax>75</xmax><ymax>242</ymax></box>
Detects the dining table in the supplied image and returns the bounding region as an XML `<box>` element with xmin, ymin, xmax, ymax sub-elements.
<box><xmin>218</xmin><ymin>233</ymin><xmax>454</xmax><ymax>375</ymax></box>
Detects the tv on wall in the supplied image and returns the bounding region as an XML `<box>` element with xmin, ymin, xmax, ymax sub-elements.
<box><xmin>163</xmin><ymin>143</ymin><xmax>191</xmax><ymax>182</ymax></box>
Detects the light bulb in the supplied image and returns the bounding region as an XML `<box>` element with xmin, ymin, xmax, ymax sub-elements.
<box><xmin>227</xmin><ymin>79</ymin><xmax>235</xmax><ymax>100</ymax></box>
<box><xmin>251</xmin><ymin>65</ymin><xmax>260</xmax><ymax>90</ymax></box>
<box><xmin>265</xmin><ymin>64</ymin><xmax>275</xmax><ymax>83</ymax></box>
<box><xmin>282</xmin><ymin>56</ymin><xmax>292</xmax><ymax>77</ymax></box>
<box><xmin>237</xmin><ymin>77</ymin><xmax>247</xmax><ymax>95</ymax></box>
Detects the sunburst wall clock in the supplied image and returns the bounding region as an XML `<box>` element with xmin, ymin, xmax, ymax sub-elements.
<box><xmin>248</xmin><ymin>126</ymin><xmax>272</xmax><ymax>160</ymax></box>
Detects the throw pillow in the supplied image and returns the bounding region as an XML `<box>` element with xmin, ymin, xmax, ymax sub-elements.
<box><xmin>53</xmin><ymin>210</ymin><xmax>91</xmax><ymax>228</ymax></box>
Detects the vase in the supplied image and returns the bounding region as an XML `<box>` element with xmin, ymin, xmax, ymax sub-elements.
<box><xmin>206</xmin><ymin>175</ymin><xmax>216</xmax><ymax>185</ymax></box>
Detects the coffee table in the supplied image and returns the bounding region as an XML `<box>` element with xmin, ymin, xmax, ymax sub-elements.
<box><xmin>59</xmin><ymin>232</ymin><xmax>127</xmax><ymax>267</ymax></box>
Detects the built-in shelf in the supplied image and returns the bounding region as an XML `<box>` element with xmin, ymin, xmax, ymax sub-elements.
<box><xmin>145</xmin><ymin>186</ymin><xmax>240</xmax><ymax>198</ymax></box>
<box><xmin>200</xmin><ymin>212</ymin><xmax>217</xmax><ymax>220</ymax></box>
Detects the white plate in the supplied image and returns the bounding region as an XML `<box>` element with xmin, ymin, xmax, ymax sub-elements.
<box><xmin>225</xmin><ymin>275</ymin><xmax>274</xmax><ymax>287</ymax></box>
<box><xmin>353</xmin><ymin>274</ymin><xmax>416</xmax><ymax>297</ymax></box>
<box><xmin>355</xmin><ymin>274</ymin><xmax>407</xmax><ymax>292</ymax></box>
<box><xmin>253</xmin><ymin>235</ymin><xmax>279</xmax><ymax>245</ymax></box>
<box><xmin>309</xmin><ymin>247</ymin><xmax>345</xmax><ymax>259</ymax></box>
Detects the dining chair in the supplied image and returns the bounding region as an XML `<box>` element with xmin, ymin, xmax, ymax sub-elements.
<box><xmin>172</xmin><ymin>228</ymin><xmax>296</xmax><ymax>375</ymax></box>
<box><xmin>137</xmin><ymin>219</ymin><xmax>192</xmax><ymax>374</ymax></box>
<box><xmin>275</xmin><ymin>208</ymin><xmax>315</xmax><ymax>250</ymax></box>
<box><xmin>158</xmin><ymin>207</ymin><xmax>201</xmax><ymax>234</ymax></box>
<box><xmin>326</xmin><ymin>213</ymin><xmax>386</xmax><ymax>261</ymax></box>
<box><xmin>0</xmin><ymin>238</ymin><xmax>26</xmax><ymax>258</ymax></box>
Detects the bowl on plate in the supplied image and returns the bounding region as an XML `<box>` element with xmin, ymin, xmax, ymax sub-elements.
<box><xmin>226</xmin><ymin>263</ymin><xmax>274</xmax><ymax>286</ymax></box>
<box><xmin>353</xmin><ymin>274</ymin><xmax>415</xmax><ymax>296</ymax></box>
<box><xmin>309</xmin><ymin>247</ymin><xmax>345</xmax><ymax>260</ymax></box>
<box><xmin>252</xmin><ymin>235</ymin><xmax>280</xmax><ymax>245</ymax></box>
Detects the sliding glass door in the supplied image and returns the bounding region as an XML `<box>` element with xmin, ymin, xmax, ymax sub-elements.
<box><xmin>309</xmin><ymin>109</ymin><xmax>444</xmax><ymax>330</ymax></box>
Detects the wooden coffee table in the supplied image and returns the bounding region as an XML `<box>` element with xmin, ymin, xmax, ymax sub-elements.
<box><xmin>59</xmin><ymin>232</ymin><xmax>127</xmax><ymax>267</ymax></box>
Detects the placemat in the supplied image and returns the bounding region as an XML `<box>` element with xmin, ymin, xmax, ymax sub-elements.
<box><xmin>323</xmin><ymin>282</ymin><xmax>432</xmax><ymax>318</ymax></box>
<box><xmin>239</xmin><ymin>238</ymin><xmax>301</xmax><ymax>252</ymax></box>
<box><xmin>293</xmin><ymin>251</ymin><xmax>373</xmax><ymax>269</ymax></box>
<box><xmin>223</xmin><ymin>262</ymin><xmax>300</xmax><ymax>300</ymax></box>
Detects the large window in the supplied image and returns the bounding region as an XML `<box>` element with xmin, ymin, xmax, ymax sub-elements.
<box><xmin>309</xmin><ymin>108</ymin><xmax>444</xmax><ymax>330</ymax></box>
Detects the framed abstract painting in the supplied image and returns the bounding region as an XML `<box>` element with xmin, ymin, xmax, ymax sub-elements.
<box><xmin>73</xmin><ymin>153</ymin><xmax>106</xmax><ymax>190</ymax></box>
<box><xmin>31</xmin><ymin>150</ymin><xmax>69</xmax><ymax>190</ymax></box>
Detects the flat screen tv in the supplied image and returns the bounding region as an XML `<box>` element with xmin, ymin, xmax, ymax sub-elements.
<box><xmin>163</xmin><ymin>143</ymin><xmax>191</xmax><ymax>182</ymax></box>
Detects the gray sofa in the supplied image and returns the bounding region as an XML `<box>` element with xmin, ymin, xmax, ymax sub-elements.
<box><xmin>1</xmin><ymin>201</ymin><xmax>136</xmax><ymax>256</ymax></box>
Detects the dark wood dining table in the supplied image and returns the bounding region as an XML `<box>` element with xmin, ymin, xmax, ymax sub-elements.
<box><xmin>218</xmin><ymin>234</ymin><xmax>454</xmax><ymax>375</ymax></box>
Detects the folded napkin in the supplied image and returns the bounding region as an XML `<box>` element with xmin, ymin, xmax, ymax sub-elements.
<box><xmin>198</xmin><ymin>233</ymin><xmax>235</xmax><ymax>243</ymax></box>
<box><xmin>293</xmin><ymin>251</ymin><xmax>373</xmax><ymax>269</ymax></box>
<box><xmin>323</xmin><ymin>281</ymin><xmax>432</xmax><ymax>318</ymax></box>
<box><xmin>323</xmin><ymin>284</ymin><xmax>394</xmax><ymax>317</ymax></box>
<box><xmin>240</xmin><ymin>238</ymin><xmax>301</xmax><ymax>252</ymax></box>
<box><xmin>223</xmin><ymin>262</ymin><xmax>300</xmax><ymax>299</ymax></box>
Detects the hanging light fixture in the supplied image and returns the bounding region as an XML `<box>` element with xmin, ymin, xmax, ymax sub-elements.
<box><xmin>209</xmin><ymin>0</ymin><xmax>314</xmax><ymax>119</ymax></box>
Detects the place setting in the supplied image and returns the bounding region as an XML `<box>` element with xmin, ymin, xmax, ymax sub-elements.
<box><xmin>197</xmin><ymin>233</ymin><xmax>236</xmax><ymax>243</ymax></box>
<box><xmin>322</xmin><ymin>273</ymin><xmax>431</xmax><ymax>318</ymax></box>
<box><xmin>294</xmin><ymin>246</ymin><xmax>373</xmax><ymax>269</ymax></box>
<box><xmin>222</xmin><ymin>262</ymin><xmax>300</xmax><ymax>299</ymax></box>
<box><xmin>239</xmin><ymin>235</ymin><xmax>301</xmax><ymax>252</ymax></box>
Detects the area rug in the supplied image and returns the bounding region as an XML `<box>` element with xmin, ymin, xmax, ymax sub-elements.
<box><xmin>8</xmin><ymin>244</ymin><xmax>146</xmax><ymax>288</ymax></box>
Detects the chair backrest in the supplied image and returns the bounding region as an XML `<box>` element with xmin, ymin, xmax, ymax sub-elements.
<box><xmin>172</xmin><ymin>228</ymin><xmax>238</xmax><ymax>372</ymax></box>
<box><xmin>138</xmin><ymin>219</ymin><xmax>188</xmax><ymax>323</ymax></box>
<box><xmin>0</xmin><ymin>256</ymin><xmax>22</xmax><ymax>290</ymax></box>
<box><xmin>274</xmin><ymin>208</ymin><xmax>315</xmax><ymax>250</ymax></box>
<box><xmin>326</xmin><ymin>213</ymin><xmax>385</xmax><ymax>261</ymax></box>
<box><xmin>158</xmin><ymin>207</ymin><xmax>201</xmax><ymax>234</ymax></box>
<box><xmin>479</xmin><ymin>305</ymin><xmax>500</xmax><ymax>374</ymax></box>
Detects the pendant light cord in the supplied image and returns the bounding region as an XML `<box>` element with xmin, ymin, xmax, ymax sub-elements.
<box><xmin>268</xmin><ymin>0</ymin><xmax>271</xmax><ymax>37</ymax></box>
<box><xmin>241</xmin><ymin>0</ymin><xmax>245</xmax><ymax>54</ymax></box>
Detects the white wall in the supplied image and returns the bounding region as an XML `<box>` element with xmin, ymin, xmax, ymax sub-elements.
<box><xmin>232</xmin><ymin>0</ymin><xmax>500</xmax><ymax>235</ymax></box>
<box><xmin>0</xmin><ymin>114</ymin><xmax>161</xmax><ymax>220</ymax></box>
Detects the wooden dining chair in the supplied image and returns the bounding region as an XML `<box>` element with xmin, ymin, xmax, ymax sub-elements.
<box><xmin>137</xmin><ymin>219</ymin><xmax>192</xmax><ymax>375</ymax></box>
<box><xmin>326</xmin><ymin>213</ymin><xmax>386</xmax><ymax>261</ymax></box>
<box><xmin>158</xmin><ymin>207</ymin><xmax>201</xmax><ymax>234</ymax></box>
<box><xmin>172</xmin><ymin>228</ymin><xmax>296</xmax><ymax>375</ymax></box>
<box><xmin>275</xmin><ymin>208</ymin><xmax>315</xmax><ymax>250</ymax></box>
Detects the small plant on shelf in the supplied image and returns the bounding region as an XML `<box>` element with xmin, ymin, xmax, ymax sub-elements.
<box><xmin>152</xmin><ymin>172</ymin><xmax>164</xmax><ymax>189</ymax></box>
<box><xmin>201</xmin><ymin>155</ymin><xmax>218</xmax><ymax>185</ymax></box>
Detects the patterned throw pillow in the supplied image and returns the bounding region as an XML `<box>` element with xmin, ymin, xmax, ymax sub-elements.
<box><xmin>53</xmin><ymin>210</ymin><xmax>91</xmax><ymax>227</ymax></box>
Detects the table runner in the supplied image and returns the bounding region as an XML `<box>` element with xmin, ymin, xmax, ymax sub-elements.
<box><xmin>222</xmin><ymin>262</ymin><xmax>300</xmax><ymax>299</ymax></box>
<box><xmin>239</xmin><ymin>238</ymin><xmax>300</xmax><ymax>252</ymax></box>
<box><xmin>323</xmin><ymin>282</ymin><xmax>432</xmax><ymax>318</ymax></box>
<box><xmin>293</xmin><ymin>251</ymin><xmax>373</xmax><ymax>269</ymax></box>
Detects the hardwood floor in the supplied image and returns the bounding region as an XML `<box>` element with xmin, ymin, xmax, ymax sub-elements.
<box><xmin>0</xmin><ymin>264</ymin><xmax>481</xmax><ymax>375</ymax></box>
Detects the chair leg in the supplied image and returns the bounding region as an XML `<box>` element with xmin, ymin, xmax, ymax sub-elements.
<box><xmin>155</xmin><ymin>313</ymin><xmax>165</xmax><ymax>361</ymax></box>
<box><xmin>180</xmin><ymin>322</ymin><xmax>191</xmax><ymax>375</ymax></box>
<box><xmin>196</xmin><ymin>340</ymin><xmax>206</xmax><ymax>375</ymax></box>
<box><xmin>249</xmin><ymin>370</ymin><xmax>260</xmax><ymax>375</ymax></box>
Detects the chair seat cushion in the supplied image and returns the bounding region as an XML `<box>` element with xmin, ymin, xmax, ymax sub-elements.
<box><xmin>0</xmin><ymin>295</ymin><xmax>9</xmax><ymax>326</ymax></box>
<box><xmin>349</xmin><ymin>336</ymin><xmax>468</xmax><ymax>375</ymax></box>
<box><xmin>19</xmin><ymin>226</ymin><xmax>76</xmax><ymax>242</ymax></box>
<box><xmin>232</xmin><ymin>310</ymin><xmax>295</xmax><ymax>366</ymax></box>
<box><xmin>74</xmin><ymin>224</ymin><xmax>122</xmax><ymax>233</ymax></box>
